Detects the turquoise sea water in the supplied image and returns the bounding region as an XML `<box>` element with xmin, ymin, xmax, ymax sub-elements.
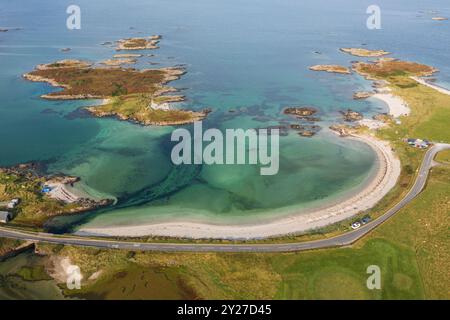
<box><xmin>0</xmin><ymin>0</ymin><xmax>449</xmax><ymax>231</ymax></box>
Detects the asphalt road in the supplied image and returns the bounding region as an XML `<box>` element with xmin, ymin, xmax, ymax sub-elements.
<box><xmin>0</xmin><ymin>143</ymin><xmax>448</xmax><ymax>253</ymax></box>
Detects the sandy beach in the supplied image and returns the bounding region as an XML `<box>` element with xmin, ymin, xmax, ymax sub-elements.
<box><xmin>371</xmin><ymin>92</ymin><xmax>410</xmax><ymax>118</ymax></box>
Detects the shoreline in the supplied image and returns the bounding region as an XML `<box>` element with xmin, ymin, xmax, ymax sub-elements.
<box><xmin>371</xmin><ymin>92</ymin><xmax>410</xmax><ymax>118</ymax></box>
<box><xmin>76</xmin><ymin>133</ymin><xmax>401</xmax><ymax>239</ymax></box>
<box><xmin>411</xmin><ymin>76</ymin><xmax>450</xmax><ymax>96</ymax></box>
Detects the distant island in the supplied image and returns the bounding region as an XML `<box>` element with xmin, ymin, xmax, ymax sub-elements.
<box><xmin>340</xmin><ymin>48</ymin><xmax>390</xmax><ymax>57</ymax></box>
<box><xmin>309</xmin><ymin>64</ymin><xmax>351</xmax><ymax>74</ymax></box>
<box><xmin>116</xmin><ymin>35</ymin><xmax>162</xmax><ymax>50</ymax></box>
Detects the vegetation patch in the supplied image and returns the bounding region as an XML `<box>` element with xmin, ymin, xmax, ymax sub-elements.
<box><xmin>24</xmin><ymin>58</ymin><xmax>209</xmax><ymax>126</ymax></box>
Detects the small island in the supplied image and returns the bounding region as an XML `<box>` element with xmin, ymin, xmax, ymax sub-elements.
<box><xmin>340</xmin><ymin>48</ymin><xmax>390</xmax><ymax>57</ymax></box>
<box><xmin>309</xmin><ymin>64</ymin><xmax>351</xmax><ymax>74</ymax></box>
<box><xmin>290</xmin><ymin>124</ymin><xmax>321</xmax><ymax>137</ymax></box>
<box><xmin>283</xmin><ymin>106</ymin><xmax>317</xmax><ymax>117</ymax></box>
<box><xmin>353</xmin><ymin>91</ymin><xmax>373</xmax><ymax>100</ymax></box>
<box><xmin>23</xmin><ymin>60</ymin><xmax>208</xmax><ymax>126</ymax></box>
<box><xmin>116</xmin><ymin>35</ymin><xmax>161</xmax><ymax>51</ymax></box>
<box><xmin>340</xmin><ymin>109</ymin><xmax>363</xmax><ymax>122</ymax></box>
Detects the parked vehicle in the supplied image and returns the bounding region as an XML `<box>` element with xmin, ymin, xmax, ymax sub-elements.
<box><xmin>351</xmin><ymin>222</ymin><xmax>361</xmax><ymax>229</ymax></box>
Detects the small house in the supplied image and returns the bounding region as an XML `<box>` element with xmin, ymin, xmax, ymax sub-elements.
<box><xmin>0</xmin><ymin>211</ymin><xmax>12</xmax><ymax>223</ymax></box>
<box><xmin>407</xmin><ymin>138</ymin><xmax>430</xmax><ymax>149</ymax></box>
<box><xmin>6</xmin><ymin>198</ymin><xmax>20</xmax><ymax>209</ymax></box>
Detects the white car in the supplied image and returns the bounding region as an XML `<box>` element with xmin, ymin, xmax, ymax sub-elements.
<box><xmin>351</xmin><ymin>222</ymin><xmax>361</xmax><ymax>230</ymax></box>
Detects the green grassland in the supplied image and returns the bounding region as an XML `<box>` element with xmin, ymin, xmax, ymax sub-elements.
<box><xmin>436</xmin><ymin>149</ymin><xmax>450</xmax><ymax>164</ymax></box>
<box><xmin>26</xmin><ymin>61</ymin><xmax>207</xmax><ymax>126</ymax></box>
<box><xmin>15</xmin><ymin>265</ymin><xmax>52</xmax><ymax>282</ymax></box>
<box><xmin>89</xmin><ymin>93</ymin><xmax>206</xmax><ymax>126</ymax></box>
<box><xmin>0</xmin><ymin>238</ymin><xmax>24</xmax><ymax>258</ymax></box>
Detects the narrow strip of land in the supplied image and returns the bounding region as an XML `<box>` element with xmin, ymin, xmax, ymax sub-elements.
<box><xmin>0</xmin><ymin>143</ymin><xmax>448</xmax><ymax>253</ymax></box>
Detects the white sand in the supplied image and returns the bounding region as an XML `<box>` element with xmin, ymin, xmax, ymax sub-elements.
<box><xmin>411</xmin><ymin>76</ymin><xmax>450</xmax><ymax>96</ymax></box>
<box><xmin>371</xmin><ymin>93</ymin><xmax>410</xmax><ymax>118</ymax></box>
<box><xmin>77</xmin><ymin>134</ymin><xmax>401</xmax><ymax>239</ymax></box>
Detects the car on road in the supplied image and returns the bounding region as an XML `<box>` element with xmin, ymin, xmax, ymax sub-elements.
<box><xmin>361</xmin><ymin>216</ymin><xmax>372</xmax><ymax>224</ymax></box>
<box><xmin>351</xmin><ymin>222</ymin><xmax>361</xmax><ymax>229</ymax></box>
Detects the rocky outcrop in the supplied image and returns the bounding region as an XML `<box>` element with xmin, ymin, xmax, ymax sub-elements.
<box><xmin>290</xmin><ymin>124</ymin><xmax>321</xmax><ymax>137</ymax></box>
<box><xmin>283</xmin><ymin>106</ymin><xmax>318</xmax><ymax>118</ymax></box>
<box><xmin>116</xmin><ymin>36</ymin><xmax>161</xmax><ymax>50</ymax></box>
<box><xmin>340</xmin><ymin>109</ymin><xmax>363</xmax><ymax>122</ymax></box>
<box><xmin>353</xmin><ymin>91</ymin><xmax>373</xmax><ymax>100</ymax></box>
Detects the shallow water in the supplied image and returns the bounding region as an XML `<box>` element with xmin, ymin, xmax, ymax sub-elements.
<box><xmin>0</xmin><ymin>0</ymin><xmax>449</xmax><ymax>230</ymax></box>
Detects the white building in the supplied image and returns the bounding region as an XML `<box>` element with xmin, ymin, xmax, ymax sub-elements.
<box><xmin>0</xmin><ymin>211</ymin><xmax>12</xmax><ymax>223</ymax></box>
<box><xmin>6</xmin><ymin>198</ymin><xmax>20</xmax><ymax>209</ymax></box>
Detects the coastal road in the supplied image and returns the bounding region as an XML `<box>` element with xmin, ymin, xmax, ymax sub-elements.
<box><xmin>0</xmin><ymin>143</ymin><xmax>449</xmax><ymax>253</ymax></box>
